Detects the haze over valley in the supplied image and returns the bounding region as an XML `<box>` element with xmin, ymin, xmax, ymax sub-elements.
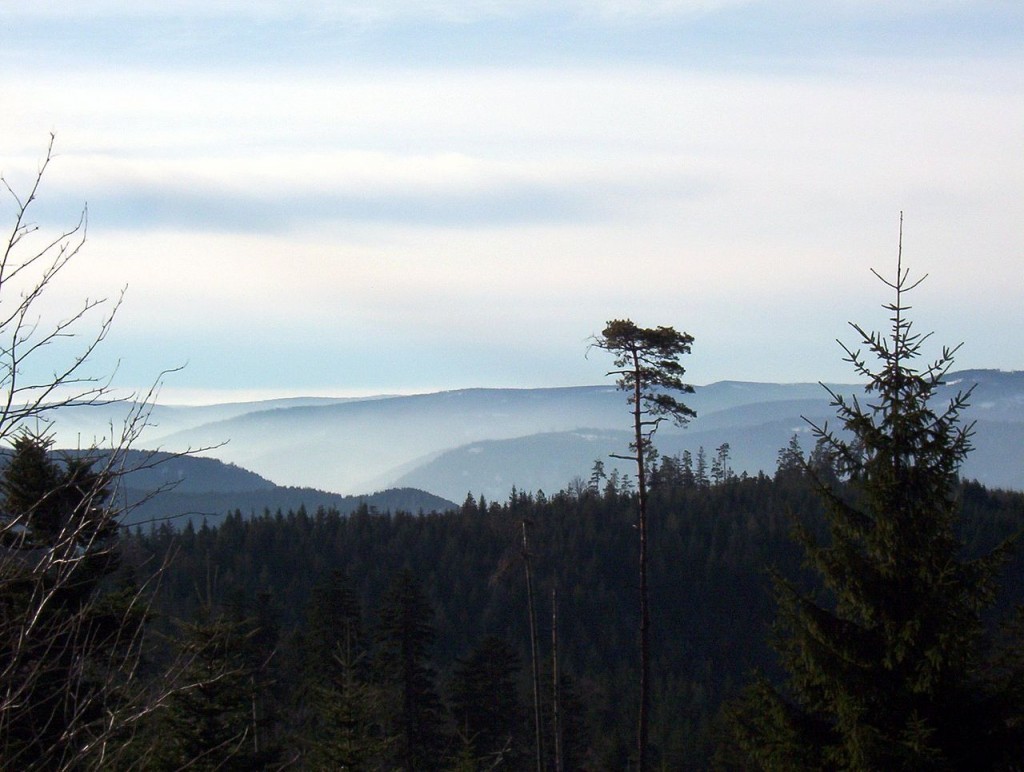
<box><xmin>48</xmin><ymin>368</ymin><xmax>1024</xmax><ymax>511</ymax></box>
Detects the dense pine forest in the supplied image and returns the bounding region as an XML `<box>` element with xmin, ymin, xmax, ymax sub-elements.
<box><xmin>102</xmin><ymin>457</ymin><xmax>1021</xmax><ymax>769</ymax></box>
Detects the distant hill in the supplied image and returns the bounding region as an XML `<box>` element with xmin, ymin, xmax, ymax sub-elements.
<box><xmin>41</xmin><ymin>369</ymin><xmax>1024</xmax><ymax>503</ymax></box>
<box><xmin>109</xmin><ymin>451</ymin><xmax>456</xmax><ymax>526</ymax></box>
<box><xmin>117</xmin><ymin>484</ymin><xmax>457</xmax><ymax>529</ymax></box>
<box><xmin>2</xmin><ymin>448</ymin><xmax>456</xmax><ymax>528</ymax></box>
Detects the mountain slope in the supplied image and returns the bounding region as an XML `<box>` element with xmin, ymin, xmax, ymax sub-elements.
<box><xmin>34</xmin><ymin>450</ymin><xmax>457</xmax><ymax>527</ymax></box>
<box><xmin>43</xmin><ymin>370</ymin><xmax>1024</xmax><ymax>501</ymax></box>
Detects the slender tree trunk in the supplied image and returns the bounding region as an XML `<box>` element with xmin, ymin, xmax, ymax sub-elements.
<box><xmin>631</xmin><ymin>347</ymin><xmax>650</xmax><ymax>772</ymax></box>
<box><xmin>522</xmin><ymin>520</ymin><xmax>545</xmax><ymax>772</ymax></box>
<box><xmin>552</xmin><ymin>585</ymin><xmax>562</xmax><ymax>772</ymax></box>
<box><xmin>596</xmin><ymin>319</ymin><xmax>694</xmax><ymax>771</ymax></box>
<box><xmin>251</xmin><ymin>675</ymin><xmax>259</xmax><ymax>755</ymax></box>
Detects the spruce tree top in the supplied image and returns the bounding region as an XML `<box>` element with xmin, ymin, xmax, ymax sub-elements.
<box><xmin>728</xmin><ymin>218</ymin><xmax>1021</xmax><ymax>771</ymax></box>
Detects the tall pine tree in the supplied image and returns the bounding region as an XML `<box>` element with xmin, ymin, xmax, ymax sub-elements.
<box><xmin>593</xmin><ymin>318</ymin><xmax>695</xmax><ymax>771</ymax></box>
<box><xmin>726</xmin><ymin>234</ymin><xmax>1024</xmax><ymax>769</ymax></box>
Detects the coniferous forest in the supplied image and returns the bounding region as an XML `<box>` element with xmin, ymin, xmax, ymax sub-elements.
<box><xmin>110</xmin><ymin>465</ymin><xmax>1020</xmax><ymax>770</ymax></box>
<box><xmin>7</xmin><ymin>432</ymin><xmax>1024</xmax><ymax>768</ymax></box>
<box><xmin>2</xmin><ymin>145</ymin><xmax>1024</xmax><ymax>770</ymax></box>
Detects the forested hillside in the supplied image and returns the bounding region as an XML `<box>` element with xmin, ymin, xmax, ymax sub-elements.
<box><xmin>48</xmin><ymin>449</ymin><xmax>458</xmax><ymax>527</ymax></box>
<box><xmin>123</xmin><ymin>465</ymin><xmax>1024</xmax><ymax>769</ymax></box>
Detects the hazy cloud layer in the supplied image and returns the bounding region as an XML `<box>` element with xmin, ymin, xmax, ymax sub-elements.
<box><xmin>5</xmin><ymin>3</ymin><xmax>1021</xmax><ymax>73</ymax></box>
<box><xmin>1</xmin><ymin>2</ymin><xmax>1022</xmax><ymax>401</ymax></box>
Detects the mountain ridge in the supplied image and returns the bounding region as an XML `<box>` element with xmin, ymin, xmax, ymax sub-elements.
<box><xmin>41</xmin><ymin>369</ymin><xmax>1024</xmax><ymax>502</ymax></box>
<box><xmin>12</xmin><ymin>449</ymin><xmax>458</xmax><ymax>528</ymax></box>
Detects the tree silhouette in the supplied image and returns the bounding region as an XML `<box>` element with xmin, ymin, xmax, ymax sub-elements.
<box><xmin>726</xmin><ymin>226</ymin><xmax>1024</xmax><ymax>769</ymax></box>
<box><xmin>375</xmin><ymin>569</ymin><xmax>447</xmax><ymax>769</ymax></box>
<box><xmin>592</xmin><ymin>318</ymin><xmax>695</xmax><ymax>770</ymax></box>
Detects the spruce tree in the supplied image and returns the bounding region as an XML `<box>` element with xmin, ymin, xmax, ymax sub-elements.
<box><xmin>2</xmin><ymin>431</ymin><xmax>63</xmax><ymax>540</ymax></box>
<box><xmin>0</xmin><ymin>430</ymin><xmax>134</xmax><ymax>768</ymax></box>
<box><xmin>302</xmin><ymin>571</ymin><xmax>389</xmax><ymax>768</ymax></box>
<box><xmin>726</xmin><ymin>241</ymin><xmax>1024</xmax><ymax>768</ymax></box>
<box><xmin>153</xmin><ymin>608</ymin><xmax>275</xmax><ymax>771</ymax></box>
<box><xmin>679</xmin><ymin>450</ymin><xmax>695</xmax><ymax>489</ymax></box>
<box><xmin>375</xmin><ymin>569</ymin><xmax>447</xmax><ymax>769</ymax></box>
<box><xmin>775</xmin><ymin>434</ymin><xmax>805</xmax><ymax>483</ymax></box>
<box><xmin>449</xmin><ymin>636</ymin><xmax>524</xmax><ymax>768</ymax></box>
<box><xmin>306</xmin><ymin>570</ymin><xmax>365</xmax><ymax>681</ymax></box>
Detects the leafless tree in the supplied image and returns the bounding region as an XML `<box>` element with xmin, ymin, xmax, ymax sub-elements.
<box><xmin>0</xmin><ymin>136</ymin><xmax>206</xmax><ymax>770</ymax></box>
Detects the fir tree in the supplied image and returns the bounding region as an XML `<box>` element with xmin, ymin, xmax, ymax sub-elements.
<box><xmin>301</xmin><ymin>571</ymin><xmax>389</xmax><ymax>768</ymax></box>
<box><xmin>0</xmin><ymin>431</ymin><xmax>136</xmax><ymax>768</ymax></box>
<box><xmin>588</xmin><ymin>459</ymin><xmax>607</xmax><ymax>495</ymax></box>
<box><xmin>2</xmin><ymin>431</ymin><xmax>63</xmax><ymax>540</ymax></box>
<box><xmin>694</xmin><ymin>447</ymin><xmax>709</xmax><ymax>490</ymax></box>
<box><xmin>376</xmin><ymin>569</ymin><xmax>447</xmax><ymax>769</ymax></box>
<box><xmin>774</xmin><ymin>434</ymin><xmax>805</xmax><ymax>483</ymax></box>
<box><xmin>679</xmin><ymin>450</ymin><xmax>695</xmax><ymax>489</ymax></box>
<box><xmin>153</xmin><ymin>608</ymin><xmax>276</xmax><ymax>771</ymax></box>
<box><xmin>726</xmin><ymin>238</ymin><xmax>1024</xmax><ymax>769</ymax></box>
<box><xmin>306</xmin><ymin>570</ymin><xmax>364</xmax><ymax>680</ymax></box>
<box><xmin>449</xmin><ymin>636</ymin><xmax>524</xmax><ymax>768</ymax></box>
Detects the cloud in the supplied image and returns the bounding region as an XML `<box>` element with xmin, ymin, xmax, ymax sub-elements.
<box><xmin>2</xmin><ymin>2</ymin><xmax>1022</xmax><ymax>397</ymax></box>
<box><xmin>89</xmin><ymin>181</ymin><xmax>593</xmax><ymax>231</ymax></box>
<box><xmin>6</xmin><ymin>1</ymin><xmax>1009</xmax><ymax>24</ymax></box>
<box><xmin>5</xmin><ymin>1</ymin><xmax>1020</xmax><ymax>76</ymax></box>
<box><xmin>17</xmin><ymin>148</ymin><xmax>709</xmax><ymax>234</ymax></box>
<box><xmin>4</xmin><ymin>1</ymin><xmax>755</xmax><ymax>23</ymax></box>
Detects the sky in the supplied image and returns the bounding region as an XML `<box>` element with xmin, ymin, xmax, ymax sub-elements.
<box><xmin>1</xmin><ymin>1</ymin><xmax>1022</xmax><ymax>404</ymax></box>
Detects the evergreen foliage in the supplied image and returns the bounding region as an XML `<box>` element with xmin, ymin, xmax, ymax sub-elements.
<box><xmin>449</xmin><ymin>635</ymin><xmax>524</xmax><ymax>767</ymax></box>
<box><xmin>0</xmin><ymin>430</ymin><xmax>140</xmax><ymax>769</ymax></box>
<box><xmin>724</xmin><ymin>252</ymin><xmax>1024</xmax><ymax>769</ymax></box>
<box><xmin>300</xmin><ymin>571</ymin><xmax>390</xmax><ymax>768</ymax></box>
<box><xmin>2</xmin><ymin>431</ymin><xmax>63</xmax><ymax>540</ymax></box>
<box><xmin>306</xmin><ymin>570</ymin><xmax>364</xmax><ymax>681</ymax></box>
<box><xmin>775</xmin><ymin>434</ymin><xmax>805</xmax><ymax>483</ymax></box>
<box><xmin>123</xmin><ymin>464</ymin><xmax>1024</xmax><ymax>769</ymax></box>
<box><xmin>593</xmin><ymin>319</ymin><xmax>697</xmax><ymax>464</ymax></box>
<box><xmin>152</xmin><ymin>609</ymin><xmax>270</xmax><ymax>771</ymax></box>
<box><xmin>376</xmin><ymin>568</ymin><xmax>449</xmax><ymax>769</ymax></box>
<box><xmin>593</xmin><ymin>318</ymin><xmax>695</xmax><ymax>770</ymax></box>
